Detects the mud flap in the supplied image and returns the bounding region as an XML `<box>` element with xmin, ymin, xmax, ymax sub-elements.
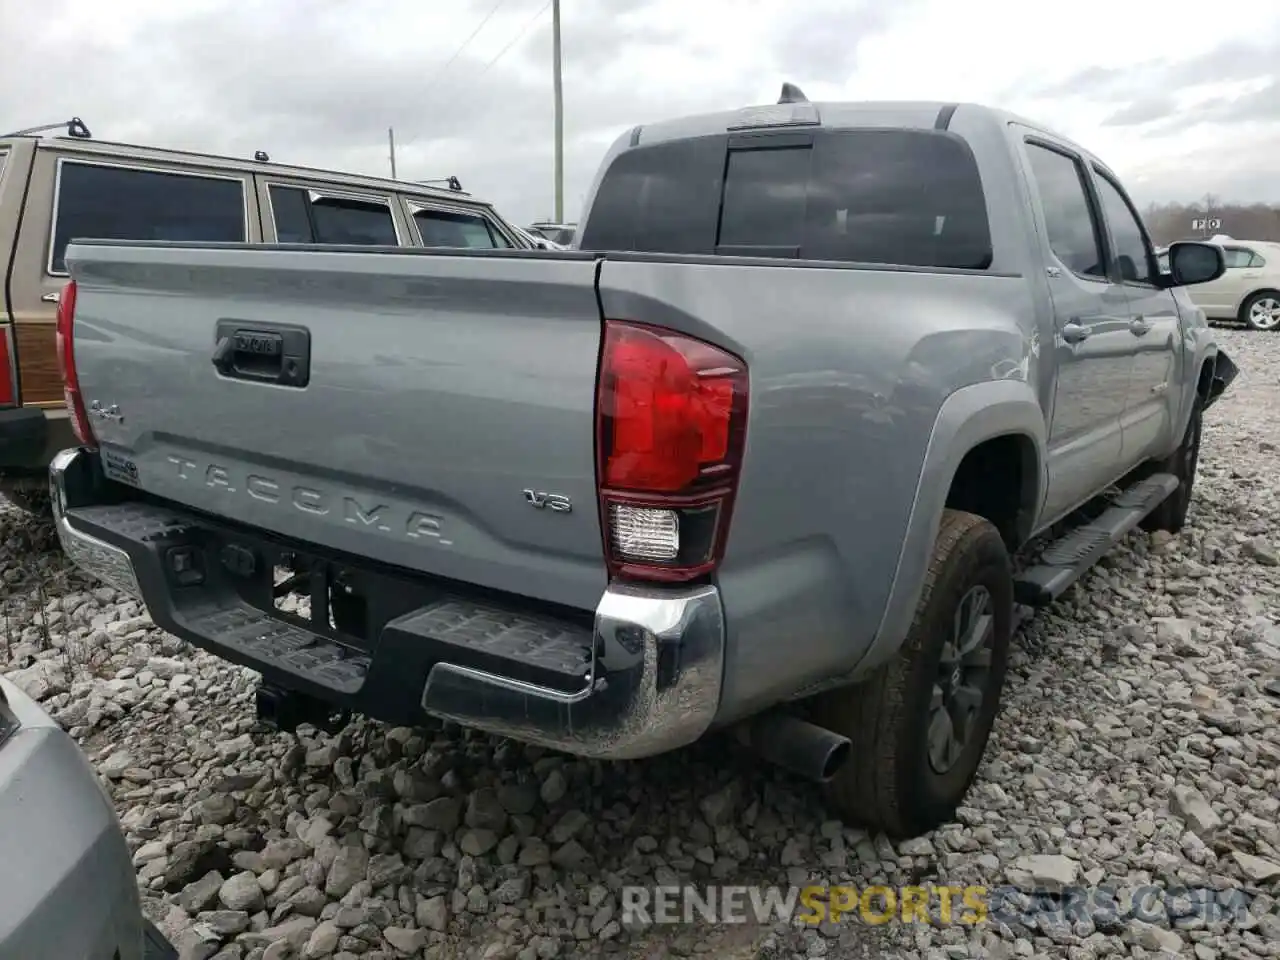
<box><xmin>1204</xmin><ymin>350</ymin><xmax>1238</xmax><ymax>410</ymax></box>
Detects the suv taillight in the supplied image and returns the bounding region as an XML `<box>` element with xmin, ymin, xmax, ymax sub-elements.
<box><xmin>0</xmin><ymin>324</ymin><xmax>16</xmax><ymax>407</ymax></box>
<box><xmin>54</xmin><ymin>280</ymin><xmax>95</xmax><ymax>446</ymax></box>
<box><xmin>595</xmin><ymin>320</ymin><xmax>748</xmax><ymax>582</ymax></box>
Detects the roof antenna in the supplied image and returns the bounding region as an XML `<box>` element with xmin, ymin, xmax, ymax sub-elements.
<box><xmin>778</xmin><ymin>82</ymin><xmax>808</xmax><ymax>105</ymax></box>
<box><xmin>254</xmin><ymin>150</ymin><xmax>270</xmax><ymax>162</ymax></box>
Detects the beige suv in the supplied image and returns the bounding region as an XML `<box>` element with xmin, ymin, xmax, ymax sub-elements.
<box><xmin>0</xmin><ymin>121</ymin><xmax>527</xmax><ymax>511</ymax></box>
<box><xmin>1159</xmin><ymin>238</ymin><xmax>1280</xmax><ymax>331</ymax></box>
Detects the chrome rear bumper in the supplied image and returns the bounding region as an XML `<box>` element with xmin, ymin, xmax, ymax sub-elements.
<box><xmin>50</xmin><ymin>446</ymin><xmax>726</xmax><ymax>760</ymax></box>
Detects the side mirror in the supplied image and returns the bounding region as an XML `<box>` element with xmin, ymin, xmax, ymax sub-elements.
<box><xmin>1164</xmin><ymin>241</ymin><xmax>1225</xmax><ymax>287</ymax></box>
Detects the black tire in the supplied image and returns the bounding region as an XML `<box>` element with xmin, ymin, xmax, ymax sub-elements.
<box><xmin>1238</xmin><ymin>290</ymin><xmax>1280</xmax><ymax>331</ymax></box>
<box><xmin>1139</xmin><ymin>395</ymin><xmax>1203</xmax><ymax>534</ymax></box>
<box><xmin>2</xmin><ymin>485</ymin><xmax>52</xmax><ymax>518</ymax></box>
<box><xmin>809</xmin><ymin>509</ymin><xmax>1013</xmax><ymax>838</ymax></box>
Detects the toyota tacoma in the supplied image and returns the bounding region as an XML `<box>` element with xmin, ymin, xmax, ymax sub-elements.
<box><xmin>48</xmin><ymin>88</ymin><xmax>1236</xmax><ymax>837</ymax></box>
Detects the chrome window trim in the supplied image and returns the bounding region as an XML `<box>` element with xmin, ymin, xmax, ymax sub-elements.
<box><xmin>405</xmin><ymin>200</ymin><xmax>519</xmax><ymax>249</ymax></box>
<box><xmin>264</xmin><ymin>181</ymin><xmax>404</xmax><ymax>246</ymax></box>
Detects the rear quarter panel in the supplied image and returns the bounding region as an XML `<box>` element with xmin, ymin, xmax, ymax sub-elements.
<box><xmin>597</xmin><ymin>257</ymin><xmax>1043</xmax><ymax>722</ymax></box>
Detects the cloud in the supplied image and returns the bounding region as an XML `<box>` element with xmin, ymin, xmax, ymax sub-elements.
<box><xmin>1016</xmin><ymin>35</ymin><xmax>1280</xmax><ymax>105</ymax></box>
<box><xmin>3</xmin><ymin>0</ymin><xmax>1280</xmax><ymax>221</ymax></box>
<box><xmin>1103</xmin><ymin>97</ymin><xmax>1180</xmax><ymax>127</ymax></box>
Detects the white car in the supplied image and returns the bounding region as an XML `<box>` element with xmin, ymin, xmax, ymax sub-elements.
<box><xmin>513</xmin><ymin>225</ymin><xmax>567</xmax><ymax>250</ymax></box>
<box><xmin>1159</xmin><ymin>237</ymin><xmax>1280</xmax><ymax>330</ymax></box>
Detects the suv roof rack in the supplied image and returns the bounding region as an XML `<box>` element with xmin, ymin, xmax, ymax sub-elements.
<box><xmin>2</xmin><ymin>116</ymin><xmax>92</xmax><ymax>139</ymax></box>
<box><xmin>414</xmin><ymin>176</ymin><xmax>464</xmax><ymax>192</ymax></box>
<box><xmin>2</xmin><ymin>126</ymin><xmax>478</xmax><ymax>203</ymax></box>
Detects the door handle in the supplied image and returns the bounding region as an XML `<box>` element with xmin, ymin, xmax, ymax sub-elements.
<box><xmin>1061</xmin><ymin>321</ymin><xmax>1091</xmax><ymax>344</ymax></box>
<box><xmin>1129</xmin><ymin>316</ymin><xmax>1151</xmax><ymax>336</ymax></box>
<box><xmin>41</xmin><ymin>292</ymin><xmax>59</xmax><ymax>303</ymax></box>
<box><xmin>212</xmin><ymin>320</ymin><xmax>312</xmax><ymax>387</ymax></box>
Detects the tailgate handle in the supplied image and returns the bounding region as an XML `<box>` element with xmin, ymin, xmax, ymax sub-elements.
<box><xmin>213</xmin><ymin>320</ymin><xmax>311</xmax><ymax>388</ymax></box>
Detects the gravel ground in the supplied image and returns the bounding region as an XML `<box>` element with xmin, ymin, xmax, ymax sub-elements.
<box><xmin>3</xmin><ymin>326</ymin><xmax>1280</xmax><ymax>960</ymax></box>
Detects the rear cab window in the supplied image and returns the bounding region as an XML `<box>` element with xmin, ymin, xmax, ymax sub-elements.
<box><xmin>410</xmin><ymin>205</ymin><xmax>514</xmax><ymax>249</ymax></box>
<box><xmin>50</xmin><ymin>159</ymin><xmax>247</xmax><ymax>274</ymax></box>
<box><xmin>267</xmin><ymin>185</ymin><xmax>399</xmax><ymax>245</ymax></box>
<box><xmin>579</xmin><ymin>127</ymin><xmax>993</xmax><ymax>270</ymax></box>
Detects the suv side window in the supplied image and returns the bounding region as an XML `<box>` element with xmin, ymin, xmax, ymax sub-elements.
<box><xmin>268</xmin><ymin>186</ymin><xmax>398</xmax><ymax>245</ymax></box>
<box><xmin>1222</xmin><ymin>247</ymin><xmax>1255</xmax><ymax>269</ymax></box>
<box><xmin>0</xmin><ymin>151</ymin><xmax>7</xmax><ymax>180</ymax></box>
<box><xmin>413</xmin><ymin>208</ymin><xmax>512</xmax><ymax>249</ymax></box>
<box><xmin>50</xmin><ymin>161</ymin><xmax>246</xmax><ymax>274</ymax></box>
<box><xmin>1023</xmin><ymin>143</ymin><xmax>1105</xmax><ymax>279</ymax></box>
<box><xmin>1091</xmin><ymin>168</ymin><xmax>1153</xmax><ymax>284</ymax></box>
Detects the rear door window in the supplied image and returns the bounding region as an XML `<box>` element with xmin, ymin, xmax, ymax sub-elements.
<box><xmin>413</xmin><ymin>208</ymin><xmax>512</xmax><ymax>248</ymax></box>
<box><xmin>50</xmin><ymin>160</ymin><xmax>246</xmax><ymax>273</ymax></box>
<box><xmin>1222</xmin><ymin>247</ymin><xmax>1256</xmax><ymax>269</ymax></box>
<box><xmin>1022</xmin><ymin>143</ymin><xmax>1106</xmax><ymax>280</ymax></box>
<box><xmin>579</xmin><ymin>128</ymin><xmax>993</xmax><ymax>269</ymax></box>
<box><xmin>268</xmin><ymin>186</ymin><xmax>398</xmax><ymax>245</ymax></box>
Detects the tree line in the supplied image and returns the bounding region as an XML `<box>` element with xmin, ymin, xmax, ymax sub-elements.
<box><xmin>1142</xmin><ymin>198</ymin><xmax>1280</xmax><ymax>247</ymax></box>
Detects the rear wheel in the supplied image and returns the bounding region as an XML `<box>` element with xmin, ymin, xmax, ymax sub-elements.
<box><xmin>1240</xmin><ymin>291</ymin><xmax>1280</xmax><ymax>331</ymax></box>
<box><xmin>810</xmin><ymin>509</ymin><xmax>1013</xmax><ymax>838</ymax></box>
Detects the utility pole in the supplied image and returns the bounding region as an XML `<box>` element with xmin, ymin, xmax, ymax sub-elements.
<box><xmin>552</xmin><ymin>0</ymin><xmax>564</xmax><ymax>222</ymax></box>
<box><xmin>388</xmin><ymin>127</ymin><xmax>398</xmax><ymax>180</ymax></box>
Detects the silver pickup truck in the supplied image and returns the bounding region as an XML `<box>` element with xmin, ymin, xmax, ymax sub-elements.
<box><xmin>49</xmin><ymin>89</ymin><xmax>1237</xmax><ymax>838</ymax></box>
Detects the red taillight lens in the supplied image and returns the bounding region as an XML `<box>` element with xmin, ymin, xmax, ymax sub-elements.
<box><xmin>0</xmin><ymin>325</ymin><xmax>16</xmax><ymax>407</ymax></box>
<box><xmin>54</xmin><ymin>280</ymin><xmax>95</xmax><ymax>446</ymax></box>
<box><xmin>596</xmin><ymin>320</ymin><xmax>748</xmax><ymax>582</ymax></box>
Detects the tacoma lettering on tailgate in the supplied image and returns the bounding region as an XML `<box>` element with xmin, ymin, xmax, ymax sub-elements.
<box><xmin>165</xmin><ymin>456</ymin><xmax>451</xmax><ymax>545</ymax></box>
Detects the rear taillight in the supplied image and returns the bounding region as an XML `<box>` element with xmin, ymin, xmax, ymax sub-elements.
<box><xmin>54</xmin><ymin>280</ymin><xmax>95</xmax><ymax>446</ymax></box>
<box><xmin>595</xmin><ymin>320</ymin><xmax>748</xmax><ymax>582</ymax></box>
<box><xmin>0</xmin><ymin>325</ymin><xmax>16</xmax><ymax>407</ymax></box>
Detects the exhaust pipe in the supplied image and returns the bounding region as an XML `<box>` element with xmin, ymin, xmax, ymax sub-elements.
<box><xmin>736</xmin><ymin>711</ymin><xmax>851</xmax><ymax>783</ymax></box>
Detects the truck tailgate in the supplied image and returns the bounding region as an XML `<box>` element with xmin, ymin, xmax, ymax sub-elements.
<box><xmin>65</xmin><ymin>243</ymin><xmax>608</xmax><ymax>611</ymax></box>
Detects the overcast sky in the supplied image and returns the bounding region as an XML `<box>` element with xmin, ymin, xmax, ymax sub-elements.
<box><xmin>4</xmin><ymin>0</ymin><xmax>1279</xmax><ymax>225</ymax></box>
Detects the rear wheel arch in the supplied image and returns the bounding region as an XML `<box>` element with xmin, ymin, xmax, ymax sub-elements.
<box><xmin>944</xmin><ymin>432</ymin><xmax>1040</xmax><ymax>552</ymax></box>
<box><xmin>860</xmin><ymin>381</ymin><xmax>1045</xmax><ymax>674</ymax></box>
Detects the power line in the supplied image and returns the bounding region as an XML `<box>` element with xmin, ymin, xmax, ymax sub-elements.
<box><xmin>423</xmin><ymin>0</ymin><xmax>510</xmax><ymax>88</ymax></box>
<box><xmin>476</xmin><ymin>0</ymin><xmax>551</xmax><ymax>79</ymax></box>
<box><xmin>394</xmin><ymin>0</ymin><xmax>509</xmax><ymax>154</ymax></box>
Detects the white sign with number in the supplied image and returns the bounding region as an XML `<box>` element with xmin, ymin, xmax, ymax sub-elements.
<box><xmin>1191</xmin><ymin>218</ymin><xmax>1223</xmax><ymax>230</ymax></box>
